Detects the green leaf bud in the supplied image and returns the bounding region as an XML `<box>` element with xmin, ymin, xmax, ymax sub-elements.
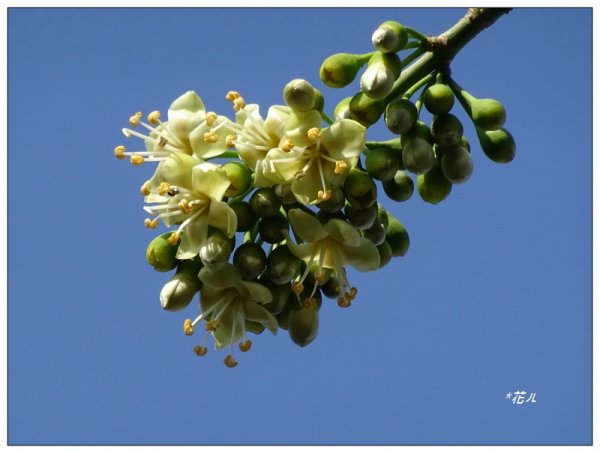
<box><xmin>249</xmin><ymin>187</ymin><xmax>281</xmax><ymax>218</ymax></box>
<box><xmin>320</xmin><ymin>53</ymin><xmax>368</xmax><ymax>88</ymax></box>
<box><xmin>385</xmin><ymin>215</ymin><xmax>410</xmax><ymax>257</ymax></box>
<box><xmin>423</xmin><ymin>83</ymin><xmax>455</xmax><ymax>115</ymax></box>
<box><xmin>199</xmin><ymin>230</ymin><xmax>233</xmax><ymax>267</ymax></box>
<box><xmin>417</xmin><ymin>163</ymin><xmax>452</xmax><ymax>204</ymax></box>
<box><xmin>233</xmin><ymin>242</ymin><xmax>267</xmax><ymax>280</ymax></box>
<box><xmin>159</xmin><ymin>258</ymin><xmax>202</xmax><ymax>312</ymax></box>
<box><xmin>349</xmin><ymin>91</ymin><xmax>385</xmax><ymax>127</ymax></box>
<box><xmin>267</xmin><ymin>244</ymin><xmax>302</xmax><ymax>285</ymax></box>
<box><xmin>372</xmin><ymin>20</ymin><xmax>408</xmax><ymax>53</ymax></box>
<box><xmin>288</xmin><ymin>300</ymin><xmax>320</xmax><ymax>347</ymax></box>
<box><xmin>258</xmin><ymin>212</ymin><xmax>289</xmax><ymax>244</ymax></box>
<box><xmin>377</xmin><ymin>240</ymin><xmax>393</xmax><ymax>268</ymax></box>
<box><xmin>221</xmin><ymin>161</ymin><xmax>252</xmax><ymax>197</ymax></box>
<box><xmin>360</xmin><ymin>52</ymin><xmax>401</xmax><ymax>100</ymax></box>
<box><xmin>402</xmin><ymin>137</ymin><xmax>435</xmax><ymax>175</ymax></box>
<box><xmin>431</xmin><ymin>113</ymin><xmax>463</xmax><ymax>148</ymax></box>
<box><xmin>343</xmin><ymin>168</ymin><xmax>378</xmax><ymax>209</ymax></box>
<box><xmin>344</xmin><ymin>202</ymin><xmax>378</xmax><ymax>229</ymax></box>
<box><xmin>476</xmin><ymin>127</ymin><xmax>516</xmax><ymax>163</ymax></box>
<box><xmin>283</xmin><ymin>78</ymin><xmax>317</xmax><ymax>112</ymax></box>
<box><xmin>441</xmin><ymin>146</ymin><xmax>474</xmax><ymax>184</ymax></box>
<box><xmin>382</xmin><ymin>169</ymin><xmax>414</xmax><ymax>202</ymax></box>
<box><xmin>146</xmin><ymin>232</ymin><xmax>180</xmax><ymax>272</ymax></box>
<box><xmin>318</xmin><ymin>187</ymin><xmax>346</xmax><ymax>213</ymax></box>
<box><xmin>230</xmin><ymin>200</ymin><xmax>257</xmax><ymax>232</ymax></box>
<box><xmin>365</xmin><ymin>147</ymin><xmax>400</xmax><ymax>181</ymax></box>
<box><xmin>385</xmin><ymin>98</ymin><xmax>418</xmax><ymax>134</ymax></box>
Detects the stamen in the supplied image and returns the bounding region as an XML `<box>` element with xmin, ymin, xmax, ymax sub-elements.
<box><xmin>140</xmin><ymin>180</ymin><xmax>152</xmax><ymax>196</ymax></box>
<box><xmin>239</xmin><ymin>340</ymin><xmax>252</xmax><ymax>352</ymax></box>
<box><xmin>147</xmin><ymin>110</ymin><xmax>161</xmax><ymax>126</ymax></box>
<box><xmin>318</xmin><ymin>190</ymin><xmax>332</xmax><ymax>201</ymax></box>
<box><xmin>337</xmin><ymin>296</ymin><xmax>351</xmax><ymax>308</ymax></box>
<box><xmin>281</xmin><ymin>138</ymin><xmax>295</xmax><ymax>153</ymax></box>
<box><xmin>226</xmin><ymin>134</ymin><xmax>237</xmax><ymax>148</ymax></box>
<box><xmin>157</xmin><ymin>181</ymin><xmax>171</xmax><ymax>196</ymax></box>
<box><xmin>203</xmin><ymin>130</ymin><xmax>219</xmax><ymax>144</ymax></box>
<box><xmin>158</xmin><ymin>136</ymin><xmax>168</xmax><ymax>148</ymax></box>
<box><xmin>178</xmin><ymin>199</ymin><xmax>194</xmax><ymax>213</ymax></box>
<box><xmin>130</xmin><ymin>154</ymin><xmax>144</xmax><ymax>166</ymax></box>
<box><xmin>205</xmin><ymin>320</ymin><xmax>219</xmax><ymax>332</ymax></box>
<box><xmin>307</xmin><ymin>127</ymin><xmax>322</xmax><ymax>141</ymax></box>
<box><xmin>334</xmin><ymin>160</ymin><xmax>349</xmax><ymax>174</ymax></box>
<box><xmin>233</xmin><ymin>97</ymin><xmax>246</xmax><ymax>111</ymax></box>
<box><xmin>224</xmin><ymin>354</ymin><xmax>238</xmax><ymax>368</ymax></box>
<box><xmin>292</xmin><ymin>281</ymin><xmax>304</xmax><ymax>295</ymax></box>
<box><xmin>205</xmin><ymin>112</ymin><xmax>218</xmax><ymax>127</ymax></box>
<box><xmin>226</xmin><ymin>91</ymin><xmax>241</xmax><ymax>101</ymax></box>
<box><xmin>129</xmin><ymin>111</ymin><xmax>142</xmax><ymax>127</ymax></box>
<box><xmin>193</xmin><ymin>345</ymin><xmax>208</xmax><ymax>356</ymax></box>
<box><xmin>167</xmin><ymin>232</ymin><xmax>180</xmax><ymax>245</ymax></box>
<box><xmin>144</xmin><ymin>218</ymin><xmax>158</xmax><ymax>229</ymax></box>
<box><xmin>114</xmin><ymin>145</ymin><xmax>126</xmax><ymax>159</ymax></box>
<box><xmin>183</xmin><ymin>319</ymin><xmax>195</xmax><ymax>336</ymax></box>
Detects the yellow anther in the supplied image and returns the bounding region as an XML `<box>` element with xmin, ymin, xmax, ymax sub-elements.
<box><xmin>292</xmin><ymin>281</ymin><xmax>304</xmax><ymax>295</ymax></box>
<box><xmin>239</xmin><ymin>340</ymin><xmax>252</xmax><ymax>352</ymax></box>
<box><xmin>307</xmin><ymin>127</ymin><xmax>322</xmax><ymax>141</ymax></box>
<box><xmin>205</xmin><ymin>112</ymin><xmax>218</xmax><ymax>127</ymax></box>
<box><xmin>205</xmin><ymin>320</ymin><xmax>219</xmax><ymax>332</ymax></box>
<box><xmin>158</xmin><ymin>136</ymin><xmax>168</xmax><ymax>148</ymax></box>
<box><xmin>225</xmin><ymin>91</ymin><xmax>241</xmax><ymax>101</ymax></box>
<box><xmin>303</xmin><ymin>298</ymin><xmax>317</xmax><ymax>310</ymax></box>
<box><xmin>144</xmin><ymin>218</ymin><xmax>158</xmax><ymax>229</ymax></box>
<box><xmin>178</xmin><ymin>199</ymin><xmax>193</xmax><ymax>214</ymax></box>
<box><xmin>129</xmin><ymin>111</ymin><xmax>142</xmax><ymax>126</ymax></box>
<box><xmin>183</xmin><ymin>319</ymin><xmax>194</xmax><ymax>336</ymax></box>
<box><xmin>193</xmin><ymin>345</ymin><xmax>208</xmax><ymax>356</ymax></box>
<box><xmin>224</xmin><ymin>354</ymin><xmax>238</xmax><ymax>368</ymax></box>
<box><xmin>337</xmin><ymin>296</ymin><xmax>351</xmax><ymax>308</ymax></box>
<box><xmin>157</xmin><ymin>181</ymin><xmax>171</xmax><ymax>196</ymax></box>
<box><xmin>226</xmin><ymin>134</ymin><xmax>237</xmax><ymax>148</ymax></box>
<box><xmin>334</xmin><ymin>160</ymin><xmax>349</xmax><ymax>175</ymax></box>
<box><xmin>233</xmin><ymin>97</ymin><xmax>246</xmax><ymax>111</ymax></box>
<box><xmin>130</xmin><ymin>154</ymin><xmax>144</xmax><ymax>166</ymax></box>
<box><xmin>167</xmin><ymin>232</ymin><xmax>180</xmax><ymax>245</ymax></box>
<box><xmin>318</xmin><ymin>190</ymin><xmax>332</xmax><ymax>201</ymax></box>
<box><xmin>349</xmin><ymin>287</ymin><xmax>358</xmax><ymax>298</ymax></box>
<box><xmin>281</xmin><ymin>138</ymin><xmax>295</xmax><ymax>152</ymax></box>
<box><xmin>140</xmin><ymin>180</ymin><xmax>152</xmax><ymax>196</ymax></box>
<box><xmin>203</xmin><ymin>130</ymin><xmax>219</xmax><ymax>144</ymax></box>
<box><xmin>147</xmin><ymin>110</ymin><xmax>161</xmax><ymax>125</ymax></box>
<box><xmin>114</xmin><ymin>145</ymin><xmax>126</xmax><ymax>159</ymax></box>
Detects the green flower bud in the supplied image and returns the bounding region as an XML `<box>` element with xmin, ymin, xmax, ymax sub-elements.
<box><xmin>259</xmin><ymin>279</ymin><xmax>291</xmax><ymax>315</ymax></box>
<box><xmin>334</xmin><ymin>96</ymin><xmax>353</xmax><ymax>120</ymax></box>
<box><xmin>249</xmin><ymin>187</ymin><xmax>281</xmax><ymax>218</ymax></box>
<box><xmin>441</xmin><ymin>146</ymin><xmax>473</xmax><ymax>184</ymax></box>
<box><xmin>318</xmin><ymin>187</ymin><xmax>346</xmax><ymax>213</ymax></box>
<box><xmin>233</xmin><ymin>242</ymin><xmax>267</xmax><ymax>280</ymax></box>
<box><xmin>343</xmin><ymin>168</ymin><xmax>378</xmax><ymax>209</ymax></box>
<box><xmin>360</xmin><ymin>52</ymin><xmax>401</xmax><ymax>100</ymax></box>
<box><xmin>349</xmin><ymin>91</ymin><xmax>385</xmax><ymax>127</ymax></box>
<box><xmin>402</xmin><ymin>137</ymin><xmax>435</xmax><ymax>175</ymax></box>
<box><xmin>469</xmin><ymin>97</ymin><xmax>506</xmax><ymax>131</ymax></box>
<box><xmin>431</xmin><ymin>113</ymin><xmax>463</xmax><ymax>148</ymax></box>
<box><xmin>385</xmin><ymin>215</ymin><xmax>410</xmax><ymax>257</ymax></box>
<box><xmin>313</xmin><ymin>87</ymin><xmax>325</xmax><ymax>113</ymax></box>
<box><xmin>476</xmin><ymin>127</ymin><xmax>516</xmax><ymax>163</ymax></box>
<box><xmin>377</xmin><ymin>241</ymin><xmax>393</xmax><ymax>268</ymax></box>
<box><xmin>159</xmin><ymin>259</ymin><xmax>202</xmax><ymax>312</ymax></box>
<box><xmin>385</xmin><ymin>98</ymin><xmax>418</xmax><ymax>134</ymax></box>
<box><xmin>423</xmin><ymin>83</ymin><xmax>455</xmax><ymax>115</ymax></box>
<box><xmin>258</xmin><ymin>212</ymin><xmax>289</xmax><ymax>244</ymax></box>
<box><xmin>146</xmin><ymin>232</ymin><xmax>180</xmax><ymax>272</ymax></box>
<box><xmin>344</xmin><ymin>202</ymin><xmax>378</xmax><ymax>229</ymax></box>
<box><xmin>267</xmin><ymin>244</ymin><xmax>301</xmax><ymax>285</ymax></box>
<box><xmin>417</xmin><ymin>163</ymin><xmax>452</xmax><ymax>204</ymax></box>
<box><xmin>283</xmin><ymin>78</ymin><xmax>317</xmax><ymax>112</ymax></box>
<box><xmin>320</xmin><ymin>53</ymin><xmax>369</xmax><ymax>88</ymax></box>
<box><xmin>274</xmin><ymin>184</ymin><xmax>298</xmax><ymax>206</ymax></box>
<box><xmin>383</xmin><ymin>169</ymin><xmax>414</xmax><ymax>202</ymax></box>
<box><xmin>362</xmin><ymin>220</ymin><xmax>386</xmax><ymax>246</ymax></box>
<box><xmin>365</xmin><ymin>147</ymin><xmax>400</xmax><ymax>181</ymax></box>
<box><xmin>230</xmin><ymin>200</ymin><xmax>257</xmax><ymax>232</ymax></box>
<box><xmin>221</xmin><ymin>161</ymin><xmax>252</xmax><ymax>197</ymax></box>
<box><xmin>199</xmin><ymin>230</ymin><xmax>232</xmax><ymax>267</ymax></box>
<box><xmin>401</xmin><ymin>121</ymin><xmax>434</xmax><ymax>146</ymax></box>
<box><xmin>377</xmin><ymin>202</ymin><xmax>389</xmax><ymax>231</ymax></box>
<box><xmin>372</xmin><ymin>20</ymin><xmax>408</xmax><ymax>53</ymax></box>
<box><xmin>320</xmin><ymin>274</ymin><xmax>341</xmax><ymax>299</ymax></box>
<box><xmin>275</xmin><ymin>303</ymin><xmax>291</xmax><ymax>330</ymax></box>
<box><xmin>288</xmin><ymin>300</ymin><xmax>319</xmax><ymax>347</ymax></box>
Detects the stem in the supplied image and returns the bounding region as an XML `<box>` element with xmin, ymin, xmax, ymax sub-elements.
<box><xmin>403</xmin><ymin>73</ymin><xmax>435</xmax><ymax>99</ymax></box>
<box><xmin>384</xmin><ymin>8</ymin><xmax>511</xmax><ymax>104</ymax></box>
<box><xmin>446</xmin><ymin>76</ymin><xmax>474</xmax><ymax>114</ymax></box>
<box><xmin>400</xmin><ymin>46</ymin><xmax>427</xmax><ymax>70</ymax></box>
<box><xmin>406</xmin><ymin>27</ymin><xmax>429</xmax><ymax>43</ymax></box>
<box><xmin>321</xmin><ymin>111</ymin><xmax>334</xmax><ymax>125</ymax></box>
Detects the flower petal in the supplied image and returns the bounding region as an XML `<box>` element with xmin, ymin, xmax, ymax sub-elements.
<box><xmin>189</xmin><ymin>116</ymin><xmax>236</xmax><ymax>160</ymax></box>
<box><xmin>212</xmin><ymin>302</ymin><xmax>245</xmax><ymax>350</ymax></box>
<box><xmin>167</xmin><ymin>91</ymin><xmax>207</xmax><ymax>141</ymax></box>
<box><xmin>283</xmin><ymin>110</ymin><xmax>322</xmax><ymax>148</ymax></box>
<box><xmin>199</xmin><ymin>263</ymin><xmax>243</xmax><ymax>290</ymax></box>
<box><xmin>243</xmin><ymin>300</ymin><xmax>278</xmax><ymax>335</ymax></box>
<box><xmin>339</xmin><ymin>237</ymin><xmax>380</xmax><ymax>272</ymax></box>
<box><xmin>288</xmin><ymin>209</ymin><xmax>328</xmax><ymax>242</ymax></box>
<box><xmin>176</xmin><ymin>218</ymin><xmax>208</xmax><ymax>260</ymax></box>
<box><xmin>264</xmin><ymin>105</ymin><xmax>291</xmax><ymax>138</ymax></box>
<box><xmin>241</xmin><ymin>281</ymin><xmax>273</xmax><ymax>304</ymax></box>
<box><xmin>263</xmin><ymin>147</ymin><xmax>305</xmax><ymax>184</ymax></box>
<box><xmin>191</xmin><ymin>162</ymin><xmax>231</xmax><ymax>200</ymax></box>
<box><xmin>207</xmin><ymin>200</ymin><xmax>237</xmax><ymax>237</ymax></box>
<box><xmin>320</xmin><ymin>119</ymin><xmax>366</xmax><ymax>161</ymax></box>
<box><xmin>323</xmin><ymin>218</ymin><xmax>362</xmax><ymax>247</ymax></box>
<box><xmin>290</xmin><ymin>164</ymin><xmax>324</xmax><ymax>205</ymax></box>
<box><xmin>282</xmin><ymin>232</ymin><xmax>319</xmax><ymax>262</ymax></box>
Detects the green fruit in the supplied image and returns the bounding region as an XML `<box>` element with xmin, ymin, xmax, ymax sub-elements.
<box><xmin>267</xmin><ymin>245</ymin><xmax>301</xmax><ymax>285</ymax></box>
<box><xmin>377</xmin><ymin>203</ymin><xmax>389</xmax><ymax>231</ymax></box>
<box><xmin>363</xmin><ymin>221</ymin><xmax>386</xmax><ymax>246</ymax></box>
<box><xmin>320</xmin><ymin>53</ymin><xmax>369</xmax><ymax>88</ymax></box>
<box><xmin>441</xmin><ymin>146</ymin><xmax>473</xmax><ymax>184</ymax></box>
<box><xmin>343</xmin><ymin>168</ymin><xmax>378</xmax><ymax>209</ymax></box>
<box><xmin>221</xmin><ymin>162</ymin><xmax>252</xmax><ymax>197</ymax></box>
<box><xmin>386</xmin><ymin>215</ymin><xmax>410</xmax><ymax>257</ymax></box>
<box><xmin>385</xmin><ymin>98</ymin><xmax>418</xmax><ymax>134</ymax></box>
<box><xmin>230</xmin><ymin>200</ymin><xmax>257</xmax><ymax>232</ymax></box>
<box><xmin>417</xmin><ymin>164</ymin><xmax>452</xmax><ymax>204</ymax></box>
<box><xmin>258</xmin><ymin>212</ymin><xmax>288</xmax><ymax>244</ymax></box>
<box><xmin>383</xmin><ymin>170</ymin><xmax>414</xmax><ymax>202</ymax></box>
<box><xmin>377</xmin><ymin>241</ymin><xmax>393</xmax><ymax>268</ymax></box>
<box><xmin>288</xmin><ymin>301</ymin><xmax>319</xmax><ymax>347</ymax></box>
<box><xmin>349</xmin><ymin>91</ymin><xmax>385</xmax><ymax>127</ymax></box>
<box><xmin>318</xmin><ymin>187</ymin><xmax>346</xmax><ymax>213</ymax></box>
<box><xmin>345</xmin><ymin>202</ymin><xmax>378</xmax><ymax>229</ymax></box>
<box><xmin>402</xmin><ymin>137</ymin><xmax>435</xmax><ymax>175</ymax></box>
<box><xmin>274</xmin><ymin>184</ymin><xmax>298</xmax><ymax>205</ymax></box>
<box><xmin>470</xmin><ymin>98</ymin><xmax>506</xmax><ymax>131</ymax></box>
<box><xmin>320</xmin><ymin>274</ymin><xmax>341</xmax><ymax>299</ymax></box>
<box><xmin>233</xmin><ymin>242</ymin><xmax>267</xmax><ymax>280</ymax></box>
<box><xmin>365</xmin><ymin>147</ymin><xmax>400</xmax><ymax>181</ymax></box>
<box><xmin>431</xmin><ymin>113</ymin><xmax>463</xmax><ymax>148</ymax></box>
<box><xmin>401</xmin><ymin>121</ymin><xmax>434</xmax><ymax>146</ymax></box>
<box><xmin>259</xmin><ymin>279</ymin><xmax>291</xmax><ymax>315</ymax></box>
<box><xmin>249</xmin><ymin>187</ymin><xmax>281</xmax><ymax>218</ymax></box>
<box><xmin>146</xmin><ymin>232</ymin><xmax>179</xmax><ymax>272</ymax></box>
<box><xmin>423</xmin><ymin>84</ymin><xmax>455</xmax><ymax>115</ymax></box>
<box><xmin>477</xmin><ymin>127</ymin><xmax>516</xmax><ymax>163</ymax></box>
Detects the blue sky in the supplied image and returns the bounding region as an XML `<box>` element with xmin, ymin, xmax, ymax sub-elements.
<box><xmin>7</xmin><ymin>7</ymin><xmax>592</xmax><ymax>445</ymax></box>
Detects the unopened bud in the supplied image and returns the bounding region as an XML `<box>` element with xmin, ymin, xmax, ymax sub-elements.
<box><xmin>146</xmin><ymin>232</ymin><xmax>180</xmax><ymax>272</ymax></box>
<box><xmin>199</xmin><ymin>231</ymin><xmax>233</xmax><ymax>267</ymax></box>
<box><xmin>283</xmin><ymin>78</ymin><xmax>317</xmax><ymax>112</ymax></box>
<box><xmin>160</xmin><ymin>259</ymin><xmax>202</xmax><ymax>311</ymax></box>
<box><xmin>371</xmin><ymin>20</ymin><xmax>409</xmax><ymax>53</ymax></box>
